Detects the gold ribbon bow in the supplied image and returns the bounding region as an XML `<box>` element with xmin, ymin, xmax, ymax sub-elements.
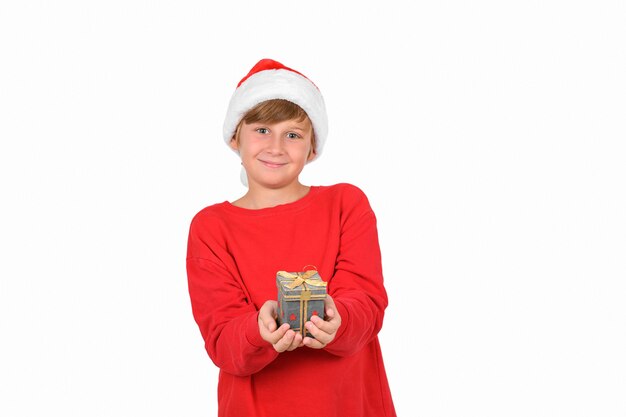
<box><xmin>277</xmin><ymin>270</ymin><xmax>328</xmax><ymax>289</ymax></box>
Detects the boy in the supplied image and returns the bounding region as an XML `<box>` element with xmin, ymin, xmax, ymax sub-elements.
<box><xmin>186</xmin><ymin>59</ymin><xmax>396</xmax><ymax>417</ymax></box>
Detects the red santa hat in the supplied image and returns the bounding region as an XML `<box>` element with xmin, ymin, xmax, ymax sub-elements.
<box><xmin>223</xmin><ymin>59</ymin><xmax>328</xmax><ymax>161</ymax></box>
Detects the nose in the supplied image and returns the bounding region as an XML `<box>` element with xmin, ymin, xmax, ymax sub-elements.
<box><xmin>265</xmin><ymin>133</ymin><xmax>284</xmax><ymax>154</ymax></box>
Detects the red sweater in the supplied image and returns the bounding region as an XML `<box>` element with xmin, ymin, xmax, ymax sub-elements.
<box><xmin>186</xmin><ymin>183</ymin><xmax>396</xmax><ymax>417</ymax></box>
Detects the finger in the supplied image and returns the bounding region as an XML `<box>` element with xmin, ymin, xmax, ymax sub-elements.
<box><xmin>259</xmin><ymin>301</ymin><xmax>278</xmax><ymax>320</ymax></box>
<box><xmin>302</xmin><ymin>336</ymin><xmax>325</xmax><ymax>349</ymax></box>
<box><xmin>260</xmin><ymin>316</ymin><xmax>282</xmax><ymax>334</ymax></box>
<box><xmin>324</xmin><ymin>296</ymin><xmax>341</xmax><ymax>322</ymax></box>
<box><xmin>259</xmin><ymin>301</ymin><xmax>279</xmax><ymax>328</ymax></box>
<box><xmin>324</xmin><ymin>297</ymin><xmax>341</xmax><ymax>322</ymax></box>
<box><xmin>324</xmin><ymin>295</ymin><xmax>337</xmax><ymax>311</ymax></box>
<box><xmin>304</xmin><ymin>321</ymin><xmax>333</xmax><ymax>345</ymax></box>
<box><xmin>261</xmin><ymin>316</ymin><xmax>279</xmax><ymax>334</ymax></box>
<box><xmin>286</xmin><ymin>332</ymin><xmax>303</xmax><ymax>351</ymax></box>
<box><xmin>273</xmin><ymin>329</ymin><xmax>296</xmax><ymax>353</ymax></box>
<box><xmin>266</xmin><ymin>323</ymin><xmax>290</xmax><ymax>345</ymax></box>
<box><xmin>309</xmin><ymin>314</ymin><xmax>339</xmax><ymax>335</ymax></box>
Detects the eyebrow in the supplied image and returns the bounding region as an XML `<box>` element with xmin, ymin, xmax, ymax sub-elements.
<box><xmin>248</xmin><ymin>122</ymin><xmax>309</xmax><ymax>132</ymax></box>
<box><xmin>286</xmin><ymin>125</ymin><xmax>307</xmax><ymax>132</ymax></box>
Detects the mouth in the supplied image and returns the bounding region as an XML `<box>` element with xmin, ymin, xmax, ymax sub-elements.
<box><xmin>259</xmin><ymin>159</ymin><xmax>287</xmax><ymax>169</ymax></box>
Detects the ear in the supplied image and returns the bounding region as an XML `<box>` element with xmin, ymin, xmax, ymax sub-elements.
<box><xmin>229</xmin><ymin>136</ymin><xmax>239</xmax><ymax>152</ymax></box>
<box><xmin>307</xmin><ymin>147</ymin><xmax>317</xmax><ymax>162</ymax></box>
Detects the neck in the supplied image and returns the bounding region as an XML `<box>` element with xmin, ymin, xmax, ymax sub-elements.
<box><xmin>233</xmin><ymin>182</ymin><xmax>310</xmax><ymax>209</ymax></box>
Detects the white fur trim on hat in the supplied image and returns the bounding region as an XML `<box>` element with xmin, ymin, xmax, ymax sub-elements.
<box><xmin>222</xmin><ymin>62</ymin><xmax>328</xmax><ymax>161</ymax></box>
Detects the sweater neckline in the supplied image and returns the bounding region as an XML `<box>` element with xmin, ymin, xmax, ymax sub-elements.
<box><xmin>221</xmin><ymin>186</ymin><xmax>320</xmax><ymax>216</ymax></box>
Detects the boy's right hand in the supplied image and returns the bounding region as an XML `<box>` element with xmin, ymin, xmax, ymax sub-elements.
<box><xmin>258</xmin><ymin>300</ymin><xmax>303</xmax><ymax>353</ymax></box>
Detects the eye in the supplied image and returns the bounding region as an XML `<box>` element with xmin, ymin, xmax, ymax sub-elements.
<box><xmin>286</xmin><ymin>132</ymin><xmax>301</xmax><ymax>139</ymax></box>
<box><xmin>256</xmin><ymin>127</ymin><xmax>269</xmax><ymax>134</ymax></box>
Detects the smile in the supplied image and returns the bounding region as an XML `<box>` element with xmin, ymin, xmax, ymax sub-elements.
<box><xmin>259</xmin><ymin>160</ymin><xmax>287</xmax><ymax>169</ymax></box>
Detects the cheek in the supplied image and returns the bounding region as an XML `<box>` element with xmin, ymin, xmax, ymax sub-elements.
<box><xmin>293</xmin><ymin>145</ymin><xmax>312</xmax><ymax>162</ymax></box>
<box><xmin>237</xmin><ymin>138</ymin><xmax>261</xmax><ymax>155</ymax></box>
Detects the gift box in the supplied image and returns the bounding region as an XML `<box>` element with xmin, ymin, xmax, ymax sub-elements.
<box><xmin>276</xmin><ymin>270</ymin><xmax>327</xmax><ymax>338</ymax></box>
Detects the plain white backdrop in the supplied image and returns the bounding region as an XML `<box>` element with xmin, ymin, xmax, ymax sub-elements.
<box><xmin>1</xmin><ymin>1</ymin><xmax>625</xmax><ymax>416</ymax></box>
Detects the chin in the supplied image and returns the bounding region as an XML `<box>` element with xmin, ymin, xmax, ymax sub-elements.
<box><xmin>251</xmin><ymin>176</ymin><xmax>299</xmax><ymax>190</ymax></box>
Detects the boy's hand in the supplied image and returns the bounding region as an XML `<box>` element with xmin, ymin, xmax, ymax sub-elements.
<box><xmin>302</xmin><ymin>295</ymin><xmax>342</xmax><ymax>349</ymax></box>
<box><xmin>258</xmin><ymin>300</ymin><xmax>303</xmax><ymax>353</ymax></box>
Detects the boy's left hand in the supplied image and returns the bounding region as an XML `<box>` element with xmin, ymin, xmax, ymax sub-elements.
<box><xmin>302</xmin><ymin>295</ymin><xmax>342</xmax><ymax>349</ymax></box>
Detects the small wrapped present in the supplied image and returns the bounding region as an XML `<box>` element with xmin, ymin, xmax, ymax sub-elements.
<box><xmin>276</xmin><ymin>270</ymin><xmax>327</xmax><ymax>338</ymax></box>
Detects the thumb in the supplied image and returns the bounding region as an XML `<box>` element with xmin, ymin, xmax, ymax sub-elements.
<box><xmin>267</xmin><ymin>319</ymin><xmax>277</xmax><ymax>332</ymax></box>
<box><xmin>324</xmin><ymin>295</ymin><xmax>337</xmax><ymax>317</ymax></box>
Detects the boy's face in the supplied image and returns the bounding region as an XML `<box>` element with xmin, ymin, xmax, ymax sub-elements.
<box><xmin>230</xmin><ymin>118</ymin><xmax>315</xmax><ymax>190</ymax></box>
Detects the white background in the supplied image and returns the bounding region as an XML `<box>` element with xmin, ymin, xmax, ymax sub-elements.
<box><xmin>1</xmin><ymin>1</ymin><xmax>625</xmax><ymax>416</ymax></box>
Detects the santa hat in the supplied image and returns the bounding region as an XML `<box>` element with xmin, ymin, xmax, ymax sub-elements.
<box><xmin>223</xmin><ymin>59</ymin><xmax>328</xmax><ymax>160</ymax></box>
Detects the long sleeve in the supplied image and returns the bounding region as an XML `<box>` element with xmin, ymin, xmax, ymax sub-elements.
<box><xmin>185</xmin><ymin>185</ymin><xmax>396</xmax><ymax>417</ymax></box>
<box><xmin>324</xmin><ymin>192</ymin><xmax>388</xmax><ymax>357</ymax></box>
<box><xmin>186</xmin><ymin>216</ymin><xmax>279</xmax><ymax>376</ymax></box>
